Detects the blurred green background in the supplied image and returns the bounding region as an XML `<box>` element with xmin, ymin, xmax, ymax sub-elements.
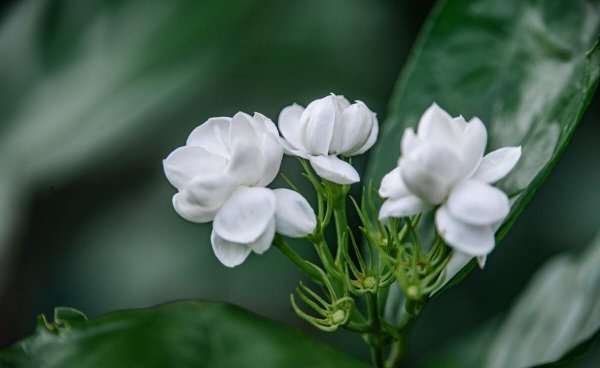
<box><xmin>0</xmin><ymin>0</ymin><xmax>598</xmax><ymax>366</ymax></box>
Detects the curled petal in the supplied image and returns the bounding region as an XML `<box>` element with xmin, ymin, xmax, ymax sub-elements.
<box><xmin>186</xmin><ymin>117</ymin><xmax>232</xmax><ymax>158</ymax></box>
<box><xmin>460</xmin><ymin>117</ymin><xmax>487</xmax><ymax>176</ymax></box>
<box><xmin>273</xmin><ymin>189</ymin><xmax>316</xmax><ymax>237</ymax></box>
<box><xmin>163</xmin><ymin>146</ymin><xmax>227</xmax><ymax>190</ymax></box>
<box><xmin>252</xmin><ymin>112</ymin><xmax>279</xmax><ymax>136</ymax></box>
<box><xmin>210</xmin><ymin>230</ymin><xmax>252</xmax><ymax>268</ymax></box>
<box><xmin>378</xmin><ymin>195</ymin><xmax>430</xmax><ymax>220</ymax></box>
<box><xmin>213</xmin><ymin>187</ymin><xmax>276</xmax><ymax>243</ymax></box>
<box><xmin>309</xmin><ymin>155</ymin><xmax>359</xmax><ymax>184</ymax></box>
<box><xmin>350</xmin><ymin>112</ymin><xmax>379</xmax><ymax>156</ymax></box>
<box><xmin>447</xmin><ymin>179</ymin><xmax>510</xmax><ymax>226</ymax></box>
<box><xmin>472</xmin><ymin>146</ymin><xmax>522</xmax><ymax>183</ymax></box>
<box><xmin>401</xmin><ymin>144</ymin><xmax>462</xmax><ymax>204</ymax></box>
<box><xmin>301</xmin><ymin>96</ymin><xmax>336</xmax><ymax>156</ymax></box>
<box><xmin>379</xmin><ymin>167</ymin><xmax>409</xmax><ymax>199</ymax></box>
<box><xmin>172</xmin><ymin>174</ymin><xmax>237</xmax><ymax>223</ymax></box>
<box><xmin>330</xmin><ymin>101</ymin><xmax>373</xmax><ymax>155</ymax></box>
<box><xmin>256</xmin><ymin>133</ymin><xmax>284</xmax><ymax>187</ymax></box>
<box><xmin>278</xmin><ymin>104</ymin><xmax>306</xmax><ymax>151</ymax></box>
<box><xmin>211</xmin><ymin>217</ymin><xmax>275</xmax><ymax>267</ymax></box>
<box><xmin>172</xmin><ymin>193</ymin><xmax>217</xmax><ymax>223</ymax></box>
<box><xmin>249</xmin><ymin>218</ymin><xmax>276</xmax><ymax>254</ymax></box>
<box><xmin>435</xmin><ymin>205</ymin><xmax>495</xmax><ymax>256</ymax></box>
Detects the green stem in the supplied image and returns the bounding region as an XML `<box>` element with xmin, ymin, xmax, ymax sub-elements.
<box><xmin>365</xmin><ymin>292</ymin><xmax>385</xmax><ymax>367</ymax></box>
<box><xmin>333</xmin><ymin>202</ymin><xmax>348</xmax><ymax>267</ymax></box>
<box><xmin>314</xmin><ymin>237</ymin><xmax>336</xmax><ymax>273</ymax></box>
<box><xmin>369</xmin><ymin>342</ymin><xmax>385</xmax><ymax>368</ymax></box>
<box><xmin>367</xmin><ymin>292</ymin><xmax>380</xmax><ymax>328</ymax></box>
<box><xmin>385</xmin><ymin>320</ymin><xmax>415</xmax><ymax>367</ymax></box>
<box><xmin>385</xmin><ymin>301</ymin><xmax>420</xmax><ymax>367</ymax></box>
<box><xmin>274</xmin><ymin>236</ymin><xmax>321</xmax><ymax>282</ymax></box>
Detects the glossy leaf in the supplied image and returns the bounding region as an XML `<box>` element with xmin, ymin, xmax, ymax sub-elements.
<box><xmin>366</xmin><ymin>0</ymin><xmax>600</xmax><ymax>294</ymax></box>
<box><xmin>424</xmin><ymin>229</ymin><xmax>600</xmax><ymax>368</ymax></box>
<box><xmin>0</xmin><ymin>302</ymin><xmax>367</xmax><ymax>368</ymax></box>
<box><xmin>483</xmin><ymin>230</ymin><xmax>600</xmax><ymax>368</ymax></box>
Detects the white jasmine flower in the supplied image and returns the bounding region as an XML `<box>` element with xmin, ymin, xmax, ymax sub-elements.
<box><xmin>379</xmin><ymin>103</ymin><xmax>521</xmax><ymax>259</ymax></box>
<box><xmin>164</xmin><ymin>112</ymin><xmax>316</xmax><ymax>267</ymax></box>
<box><xmin>278</xmin><ymin>94</ymin><xmax>378</xmax><ymax>184</ymax></box>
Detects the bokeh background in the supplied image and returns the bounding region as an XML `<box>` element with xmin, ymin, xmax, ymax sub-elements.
<box><xmin>0</xmin><ymin>0</ymin><xmax>598</xmax><ymax>366</ymax></box>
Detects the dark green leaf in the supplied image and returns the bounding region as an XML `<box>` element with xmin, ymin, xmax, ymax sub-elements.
<box><xmin>366</xmin><ymin>0</ymin><xmax>600</xmax><ymax>291</ymax></box>
<box><xmin>0</xmin><ymin>301</ymin><xmax>367</xmax><ymax>368</ymax></box>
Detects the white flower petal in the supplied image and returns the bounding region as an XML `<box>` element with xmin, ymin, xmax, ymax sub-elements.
<box><xmin>213</xmin><ymin>186</ymin><xmax>276</xmax><ymax>243</ymax></box>
<box><xmin>447</xmin><ymin>179</ymin><xmax>510</xmax><ymax>226</ymax></box>
<box><xmin>210</xmin><ymin>230</ymin><xmax>252</xmax><ymax>268</ymax></box>
<box><xmin>330</xmin><ymin>101</ymin><xmax>373</xmax><ymax>155</ymax></box>
<box><xmin>172</xmin><ymin>193</ymin><xmax>218</xmax><ymax>223</ymax></box>
<box><xmin>472</xmin><ymin>146</ymin><xmax>522</xmax><ymax>183</ymax></box>
<box><xmin>273</xmin><ymin>188</ymin><xmax>316</xmax><ymax>237</ymax></box>
<box><xmin>351</xmin><ymin>112</ymin><xmax>379</xmax><ymax>156</ymax></box>
<box><xmin>451</xmin><ymin>116</ymin><xmax>468</xmax><ymax>132</ymax></box>
<box><xmin>417</xmin><ymin>103</ymin><xmax>458</xmax><ymax>145</ymax></box>
<box><xmin>401</xmin><ymin>128</ymin><xmax>419</xmax><ymax>157</ymax></box>
<box><xmin>401</xmin><ymin>144</ymin><xmax>462</xmax><ymax>204</ymax></box>
<box><xmin>378</xmin><ymin>195</ymin><xmax>430</xmax><ymax>220</ymax></box>
<box><xmin>172</xmin><ymin>174</ymin><xmax>237</xmax><ymax>223</ymax></box>
<box><xmin>227</xmin><ymin>139</ymin><xmax>265</xmax><ymax>186</ymax></box>
<box><xmin>332</xmin><ymin>94</ymin><xmax>351</xmax><ymax>111</ymax></box>
<box><xmin>256</xmin><ymin>133</ymin><xmax>284</xmax><ymax>187</ymax></box>
<box><xmin>163</xmin><ymin>146</ymin><xmax>227</xmax><ymax>190</ymax></box>
<box><xmin>435</xmin><ymin>205</ymin><xmax>495</xmax><ymax>256</ymax></box>
<box><xmin>230</xmin><ymin>112</ymin><xmax>260</xmax><ymax>143</ymax></box>
<box><xmin>379</xmin><ymin>167</ymin><xmax>409</xmax><ymax>199</ymax></box>
<box><xmin>460</xmin><ymin>117</ymin><xmax>487</xmax><ymax>176</ymax></box>
<box><xmin>252</xmin><ymin>112</ymin><xmax>279</xmax><ymax>136</ymax></box>
<box><xmin>281</xmin><ymin>139</ymin><xmax>310</xmax><ymax>159</ymax></box>
<box><xmin>249</xmin><ymin>218</ymin><xmax>276</xmax><ymax>254</ymax></box>
<box><xmin>309</xmin><ymin>155</ymin><xmax>359</xmax><ymax>184</ymax></box>
<box><xmin>301</xmin><ymin>96</ymin><xmax>336</xmax><ymax>156</ymax></box>
<box><xmin>278</xmin><ymin>104</ymin><xmax>306</xmax><ymax>151</ymax></box>
<box><xmin>477</xmin><ymin>255</ymin><xmax>487</xmax><ymax>269</ymax></box>
<box><xmin>186</xmin><ymin>117</ymin><xmax>232</xmax><ymax>158</ymax></box>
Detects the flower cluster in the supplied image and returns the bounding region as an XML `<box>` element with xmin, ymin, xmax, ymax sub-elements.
<box><xmin>164</xmin><ymin>99</ymin><xmax>519</xmax><ymax>270</ymax></box>
<box><xmin>164</xmin><ymin>95</ymin><xmax>378</xmax><ymax>267</ymax></box>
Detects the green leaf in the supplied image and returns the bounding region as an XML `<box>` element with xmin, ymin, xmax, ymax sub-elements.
<box><xmin>483</xmin><ymin>230</ymin><xmax>600</xmax><ymax>367</ymax></box>
<box><xmin>366</xmin><ymin>0</ymin><xmax>600</xmax><ymax>291</ymax></box>
<box><xmin>423</xmin><ymin>230</ymin><xmax>600</xmax><ymax>368</ymax></box>
<box><xmin>0</xmin><ymin>301</ymin><xmax>367</xmax><ymax>368</ymax></box>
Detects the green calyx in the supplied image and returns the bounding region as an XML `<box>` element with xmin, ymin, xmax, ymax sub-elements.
<box><xmin>277</xmin><ymin>160</ymin><xmax>454</xmax><ymax>366</ymax></box>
